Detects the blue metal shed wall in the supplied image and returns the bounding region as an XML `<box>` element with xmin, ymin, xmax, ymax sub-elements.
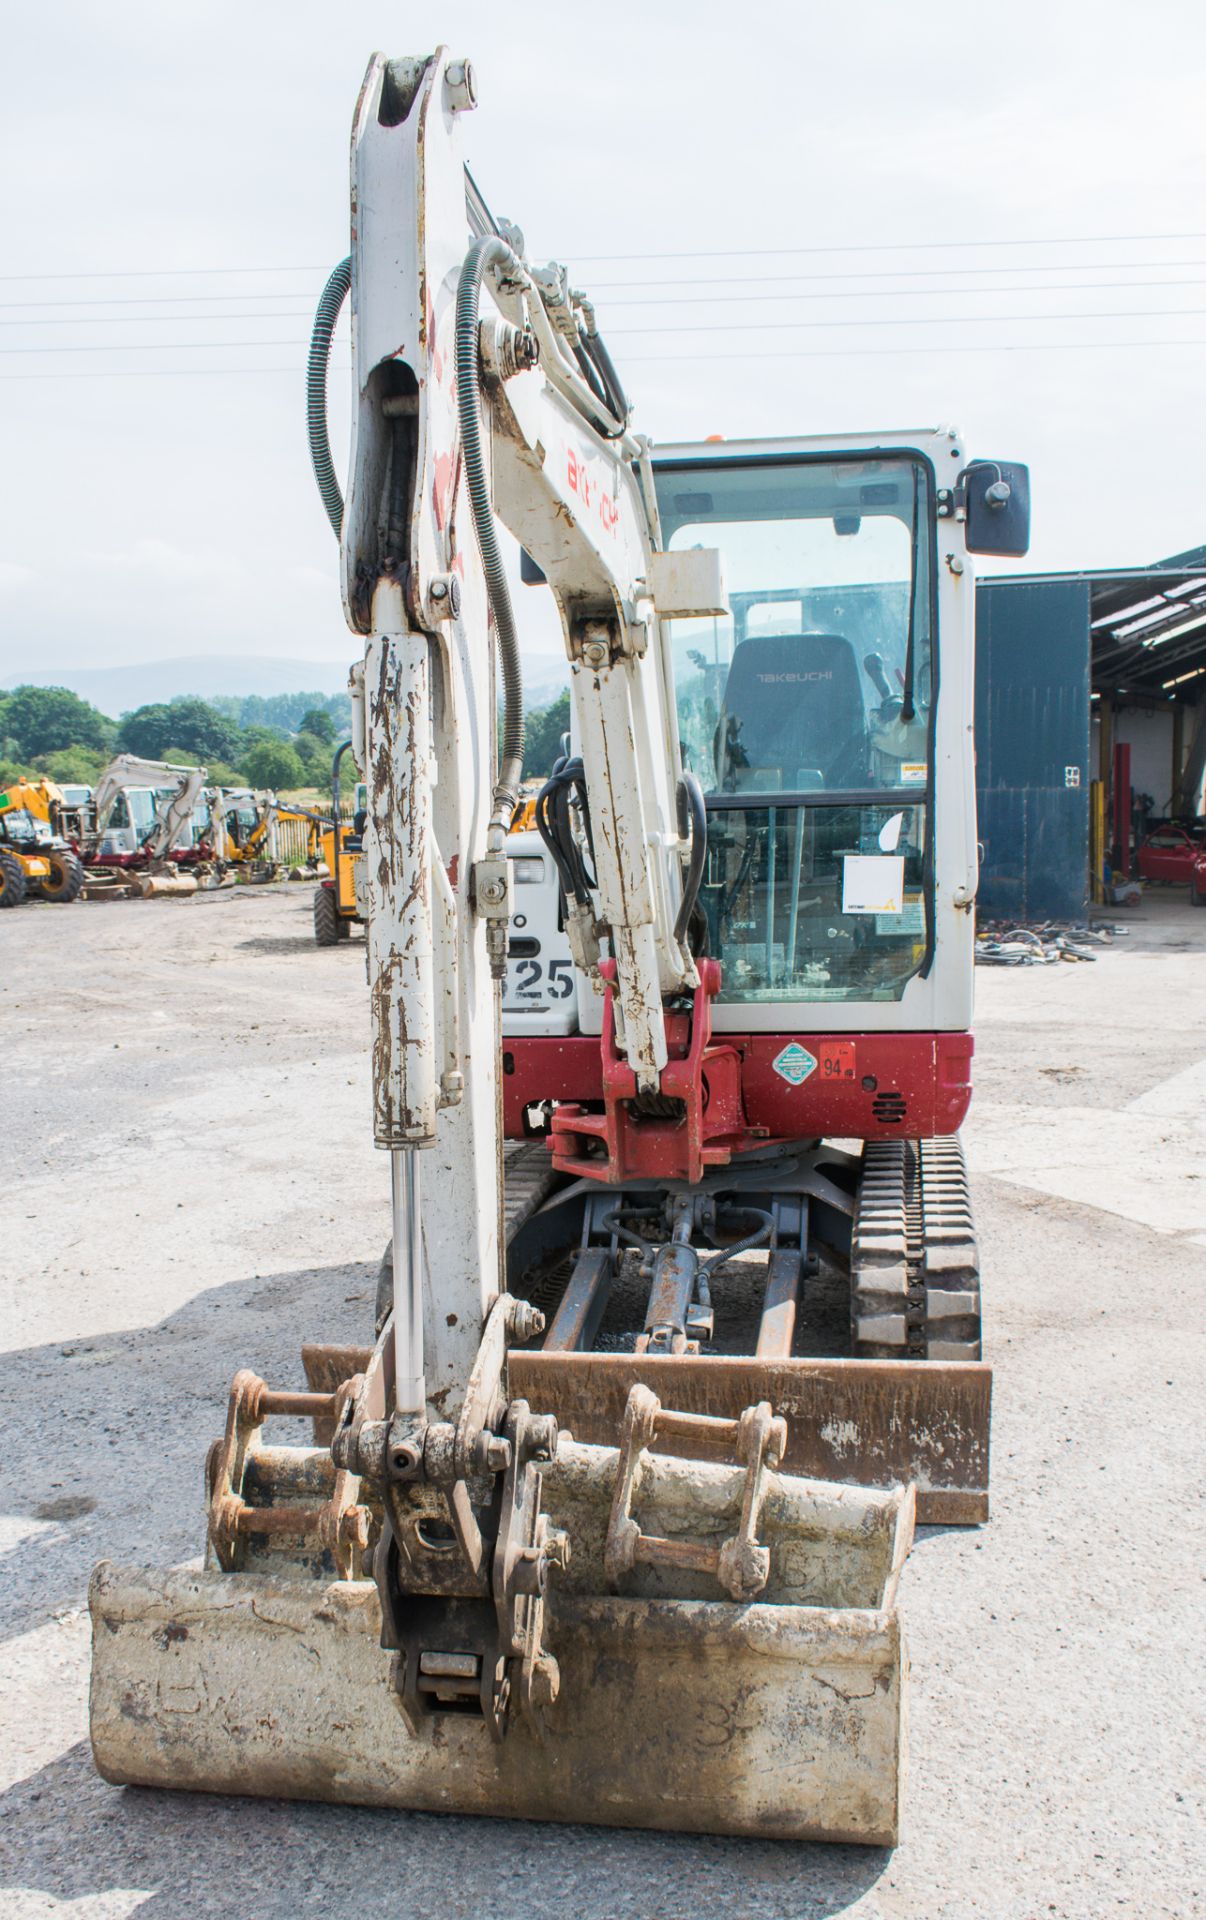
<box><xmin>974</xmin><ymin>579</ymin><xmax>1091</xmax><ymax>921</ymax></box>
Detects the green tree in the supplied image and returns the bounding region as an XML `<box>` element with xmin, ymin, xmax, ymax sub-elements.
<box><xmin>522</xmin><ymin>690</ymin><xmax>571</xmax><ymax>780</ymax></box>
<box><xmin>205</xmin><ymin>759</ymin><xmax>244</xmax><ymax>787</ymax></box>
<box><xmin>294</xmin><ymin>730</ymin><xmax>334</xmax><ymax>784</ymax></box>
<box><xmin>163</xmin><ymin>697</ymin><xmax>240</xmax><ymax>760</ymax></box>
<box><xmin>4</xmin><ymin>684</ymin><xmax>114</xmax><ymax>758</ymax></box>
<box><xmin>119</xmin><ymin>697</ymin><xmax>238</xmax><ymax>761</ymax></box>
<box><xmin>242</xmin><ymin>740</ymin><xmax>305</xmax><ymax>791</ymax></box>
<box><xmin>117</xmin><ymin>704</ymin><xmax>173</xmax><ymax>757</ymax></box>
<box><xmin>37</xmin><ymin>745</ymin><xmax>110</xmax><ymax>784</ymax></box>
<box><xmin>240</xmin><ymin>721</ymin><xmax>290</xmax><ymax>749</ymax></box>
<box><xmin>299</xmin><ymin>708</ymin><xmax>335</xmax><ymax>745</ymax></box>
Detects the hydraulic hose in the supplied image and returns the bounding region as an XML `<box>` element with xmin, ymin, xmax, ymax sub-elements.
<box><xmin>673</xmin><ymin>772</ymin><xmax>708</xmax><ymax>947</ymax></box>
<box><xmin>698</xmin><ymin>1209</ymin><xmax>775</xmax><ymax>1281</ymax></box>
<box><xmin>456</xmin><ymin>234</ymin><xmax>525</xmax><ymax>821</ymax></box>
<box><xmin>307</xmin><ymin>258</ymin><xmax>352</xmax><ymax>540</ymax></box>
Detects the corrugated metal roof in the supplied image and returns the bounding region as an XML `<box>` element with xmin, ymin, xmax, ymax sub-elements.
<box><xmin>980</xmin><ymin>547</ymin><xmax>1206</xmax><ymax>697</ymax></box>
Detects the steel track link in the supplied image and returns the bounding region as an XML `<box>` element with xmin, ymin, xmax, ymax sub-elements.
<box><xmin>851</xmin><ymin>1134</ymin><xmax>981</xmax><ymax>1360</ymax></box>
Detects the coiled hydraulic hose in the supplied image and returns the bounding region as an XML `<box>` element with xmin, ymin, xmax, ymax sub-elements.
<box><xmin>456</xmin><ymin>234</ymin><xmax>525</xmax><ymax>821</ymax></box>
<box><xmin>673</xmin><ymin>772</ymin><xmax>708</xmax><ymax>948</ymax></box>
<box><xmin>307</xmin><ymin>258</ymin><xmax>352</xmax><ymax>539</ymax></box>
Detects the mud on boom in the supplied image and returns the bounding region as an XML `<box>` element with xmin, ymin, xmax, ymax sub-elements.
<box><xmin>89</xmin><ymin>47</ymin><xmax>1029</xmax><ymax>1845</ymax></box>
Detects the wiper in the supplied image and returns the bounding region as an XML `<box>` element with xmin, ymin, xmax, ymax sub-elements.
<box><xmin>900</xmin><ymin>465</ymin><xmax>923</xmax><ymax>722</ymax></box>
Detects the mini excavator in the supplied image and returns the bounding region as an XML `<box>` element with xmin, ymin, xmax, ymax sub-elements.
<box><xmin>89</xmin><ymin>48</ymin><xmax>1029</xmax><ymax>1844</ymax></box>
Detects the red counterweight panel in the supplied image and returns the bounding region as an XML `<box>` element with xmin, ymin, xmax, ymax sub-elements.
<box><xmin>503</xmin><ymin>1031</ymin><xmax>974</xmax><ymax>1144</ymax></box>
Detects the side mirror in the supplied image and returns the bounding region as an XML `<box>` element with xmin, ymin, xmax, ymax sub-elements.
<box><xmin>519</xmin><ymin>547</ymin><xmax>547</xmax><ymax>585</ymax></box>
<box><xmin>960</xmin><ymin>460</ymin><xmax>1030</xmax><ymax>557</ymax></box>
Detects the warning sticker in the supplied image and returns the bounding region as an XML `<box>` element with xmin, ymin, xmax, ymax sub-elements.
<box><xmin>818</xmin><ymin>1040</ymin><xmax>857</xmax><ymax>1081</ymax></box>
<box><xmin>901</xmin><ymin>762</ymin><xmax>927</xmax><ymax>785</ymax></box>
<box><xmin>772</xmin><ymin>1042</ymin><xmax>817</xmax><ymax>1087</ymax></box>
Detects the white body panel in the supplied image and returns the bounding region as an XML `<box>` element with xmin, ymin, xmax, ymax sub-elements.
<box><xmin>501</xmin><ymin>829</ymin><xmax>577</xmax><ymax>1034</ymax></box>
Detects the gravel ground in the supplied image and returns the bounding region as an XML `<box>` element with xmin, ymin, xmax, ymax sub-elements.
<box><xmin>1</xmin><ymin>885</ymin><xmax>1203</xmax><ymax>1919</ymax></box>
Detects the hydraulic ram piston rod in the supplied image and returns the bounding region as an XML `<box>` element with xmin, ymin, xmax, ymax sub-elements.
<box><xmin>391</xmin><ymin>1148</ymin><xmax>425</xmax><ymax>1412</ymax></box>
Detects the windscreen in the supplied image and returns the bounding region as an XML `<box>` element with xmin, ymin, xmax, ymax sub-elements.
<box><xmin>654</xmin><ymin>453</ymin><xmax>935</xmax><ymax>1006</ymax></box>
<box><xmin>657</xmin><ymin>455</ymin><xmax>933</xmax><ymax>799</ymax></box>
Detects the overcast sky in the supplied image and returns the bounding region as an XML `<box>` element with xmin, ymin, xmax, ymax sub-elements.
<box><xmin>3</xmin><ymin>0</ymin><xmax>1206</xmax><ymax>686</ymax></box>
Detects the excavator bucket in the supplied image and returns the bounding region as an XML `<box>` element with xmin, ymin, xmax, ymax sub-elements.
<box><xmin>90</xmin><ymin>1371</ymin><xmax>914</xmax><ymax>1845</ymax></box>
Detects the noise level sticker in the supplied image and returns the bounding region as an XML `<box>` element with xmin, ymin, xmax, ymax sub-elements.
<box><xmin>818</xmin><ymin>1040</ymin><xmax>857</xmax><ymax>1081</ymax></box>
<box><xmin>772</xmin><ymin>1042</ymin><xmax>817</xmax><ymax>1087</ymax></box>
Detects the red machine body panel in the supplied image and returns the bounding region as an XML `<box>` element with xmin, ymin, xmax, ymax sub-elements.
<box><xmin>503</xmin><ymin>1028</ymin><xmax>974</xmax><ymax>1147</ymax></box>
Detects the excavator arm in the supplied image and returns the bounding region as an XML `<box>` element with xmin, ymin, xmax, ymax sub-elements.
<box><xmin>338</xmin><ymin>53</ymin><xmax>725</xmax><ymax>1109</ymax></box>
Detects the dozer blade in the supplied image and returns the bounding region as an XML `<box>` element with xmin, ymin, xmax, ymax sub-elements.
<box><xmin>511</xmin><ymin>1351</ymin><xmax>991</xmax><ymax>1525</ymax></box>
<box><xmin>89</xmin><ymin>1441</ymin><xmax>913</xmax><ymax>1845</ymax></box>
<box><xmin>302</xmin><ymin>1344</ymin><xmax>992</xmax><ymax>1526</ymax></box>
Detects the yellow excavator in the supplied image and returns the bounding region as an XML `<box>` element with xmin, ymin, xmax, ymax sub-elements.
<box><xmin>312</xmin><ymin>743</ymin><xmax>366</xmax><ymax>943</ymax></box>
<box><xmin>89</xmin><ymin>48</ymin><xmax>1030</xmax><ymax>1846</ymax></box>
<box><xmin>0</xmin><ymin>778</ymin><xmax>85</xmax><ymax>906</ymax></box>
<box><xmin>208</xmin><ymin>787</ymin><xmax>329</xmax><ymax>881</ymax></box>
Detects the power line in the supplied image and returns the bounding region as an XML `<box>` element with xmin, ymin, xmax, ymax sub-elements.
<box><xmin>5</xmin><ymin>336</ymin><xmax>1206</xmax><ymax>381</ymax></box>
<box><xmin>9</xmin><ymin>256</ymin><xmax>1206</xmax><ymax>311</ymax></box>
<box><xmin>587</xmin><ymin>257</ymin><xmax>1206</xmax><ymax>291</ymax></box>
<box><xmin>622</xmin><ymin>336</ymin><xmax>1206</xmax><ymax>363</ymax></box>
<box><xmin>600</xmin><ymin>276</ymin><xmax>1206</xmax><ymax>310</ymax></box>
<box><xmin>5</xmin><ymin>230</ymin><xmax>1206</xmax><ymax>286</ymax></box>
<box><xmin>0</xmin><ymin>310</ymin><xmax>315</xmax><ymax>329</ymax></box>
<box><xmin>8</xmin><ymin>276</ymin><xmax>1206</xmax><ymax>333</ymax></box>
<box><xmin>573</xmin><ymin>230</ymin><xmax>1206</xmax><ymax>262</ymax></box>
<box><xmin>0</xmin><ymin>265</ymin><xmax>323</xmax><ymax>284</ymax></box>
<box><xmin>0</xmin><ymin>365</ymin><xmax>339</xmax><ymax>379</ymax></box>
<box><xmin>7</xmin><ymin>303</ymin><xmax>1206</xmax><ymax>356</ymax></box>
<box><xmin>0</xmin><ymin>291</ymin><xmax>320</xmax><ymax>312</ymax></box>
<box><xmin>606</xmin><ymin>305</ymin><xmax>1206</xmax><ymax>336</ymax></box>
<box><xmin>0</xmin><ymin>338</ymin><xmax>307</xmax><ymax>354</ymax></box>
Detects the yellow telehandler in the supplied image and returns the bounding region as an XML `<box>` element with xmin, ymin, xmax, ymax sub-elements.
<box><xmin>0</xmin><ymin>778</ymin><xmax>85</xmax><ymax>905</ymax></box>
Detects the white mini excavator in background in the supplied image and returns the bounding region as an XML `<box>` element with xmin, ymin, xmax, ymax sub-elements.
<box><xmin>89</xmin><ymin>48</ymin><xmax>1030</xmax><ymax>1844</ymax></box>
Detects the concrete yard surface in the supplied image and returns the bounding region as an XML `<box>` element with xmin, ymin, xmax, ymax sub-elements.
<box><xmin>1</xmin><ymin>886</ymin><xmax>1203</xmax><ymax>1919</ymax></box>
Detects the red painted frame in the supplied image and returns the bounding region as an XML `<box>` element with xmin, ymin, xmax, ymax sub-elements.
<box><xmin>504</xmin><ymin>1025</ymin><xmax>973</xmax><ymax>1153</ymax></box>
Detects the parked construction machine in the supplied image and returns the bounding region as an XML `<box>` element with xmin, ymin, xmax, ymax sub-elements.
<box><xmin>0</xmin><ymin>778</ymin><xmax>85</xmax><ymax>905</ymax></box>
<box><xmin>76</xmin><ymin>755</ymin><xmax>209</xmax><ymax>897</ymax></box>
<box><xmin>207</xmin><ymin>787</ymin><xmax>329</xmax><ymax>881</ymax></box>
<box><xmin>89</xmin><ymin>48</ymin><xmax>1030</xmax><ymax>1844</ymax></box>
<box><xmin>312</xmin><ymin>744</ymin><xmax>366</xmax><ymax>943</ymax></box>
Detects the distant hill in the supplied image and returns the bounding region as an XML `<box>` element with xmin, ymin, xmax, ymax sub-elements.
<box><xmin>2</xmin><ymin>648</ymin><xmax>571</xmax><ymax>718</ymax></box>
<box><xmin>1</xmin><ymin>655</ymin><xmax>354</xmax><ymax>717</ymax></box>
<box><xmin>4</xmin><ymin>648</ymin><xmax>572</xmax><ymax>718</ymax></box>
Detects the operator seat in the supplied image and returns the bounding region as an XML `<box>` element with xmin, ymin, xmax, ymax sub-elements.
<box><xmin>717</xmin><ymin>632</ymin><xmax>870</xmax><ymax>791</ymax></box>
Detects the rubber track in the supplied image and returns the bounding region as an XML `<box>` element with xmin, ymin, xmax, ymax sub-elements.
<box><xmin>504</xmin><ymin>1141</ymin><xmax>560</xmax><ymax>1244</ymax></box>
<box><xmin>851</xmin><ymin>1135</ymin><xmax>981</xmax><ymax>1361</ymax></box>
